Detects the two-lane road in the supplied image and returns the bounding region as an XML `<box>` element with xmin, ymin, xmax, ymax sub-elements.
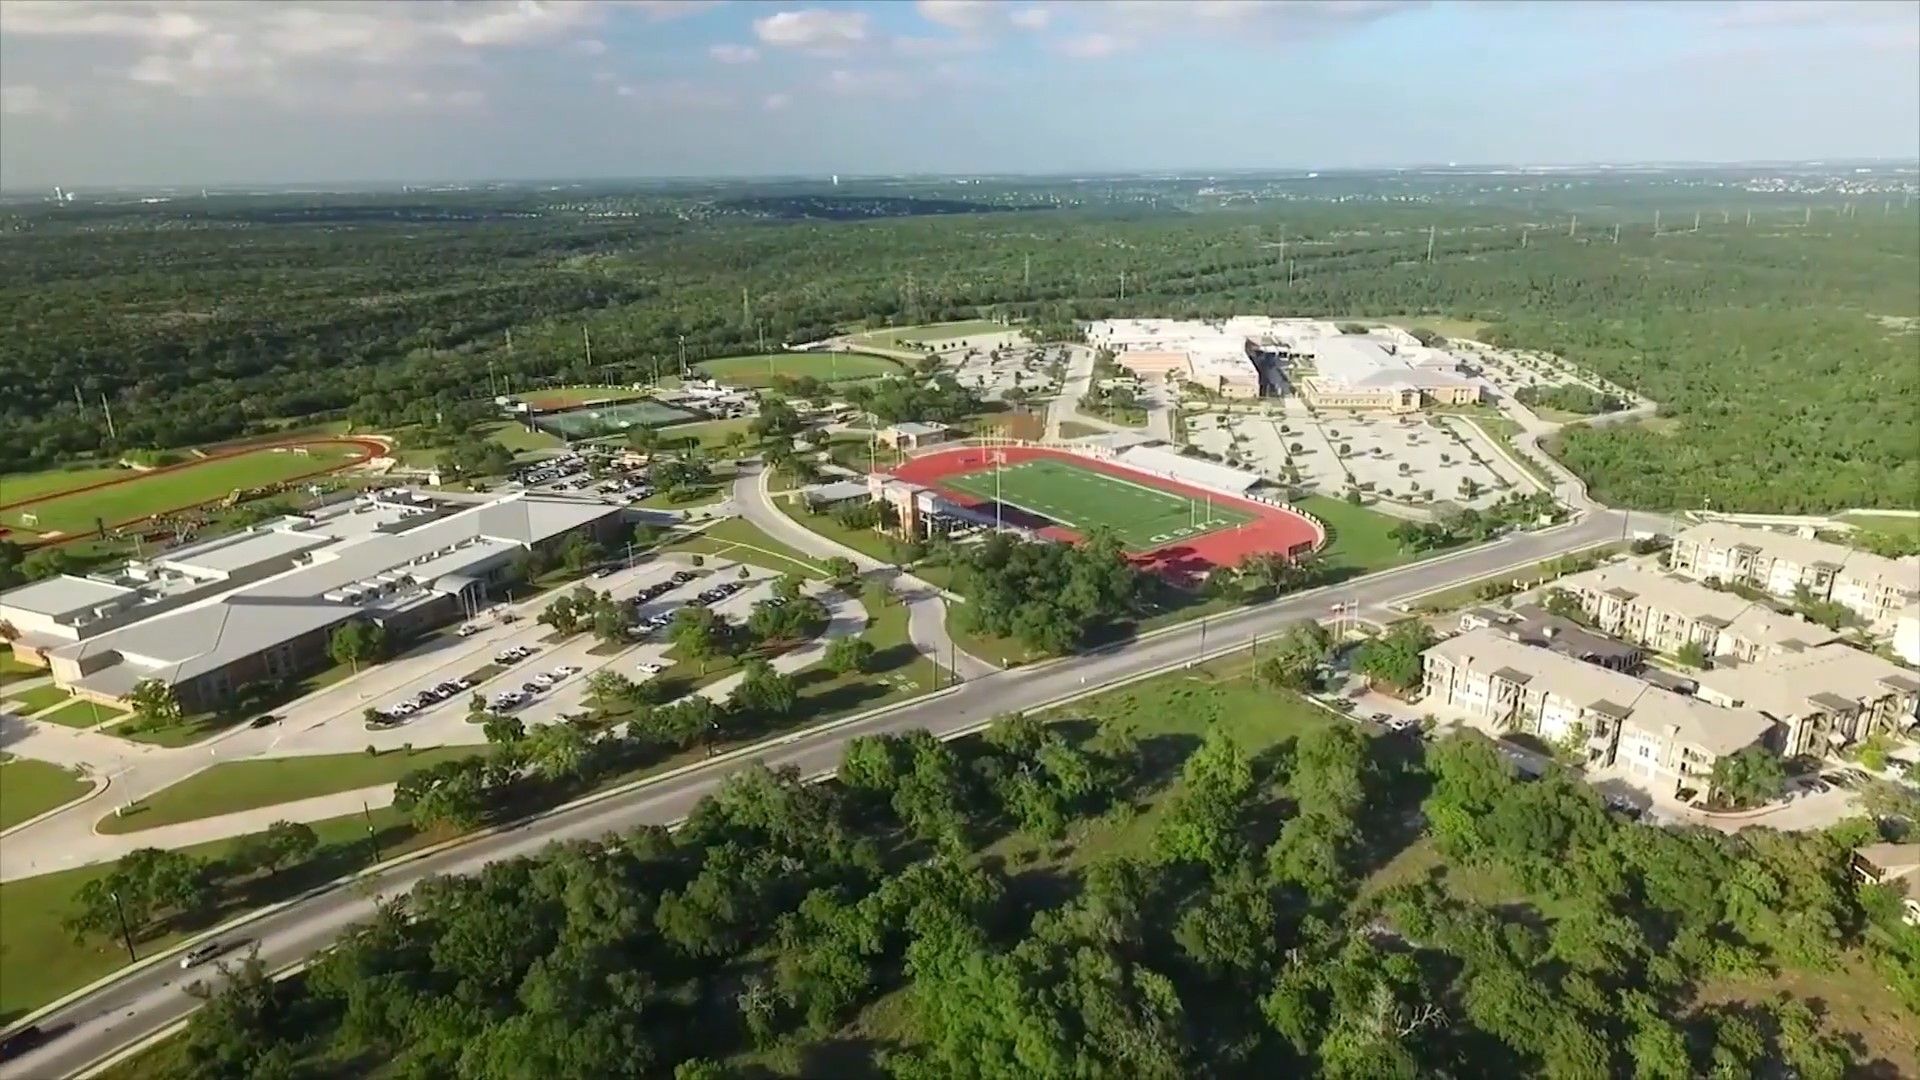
<box><xmin>3</xmin><ymin>509</ymin><xmax>1631</xmax><ymax>1079</ymax></box>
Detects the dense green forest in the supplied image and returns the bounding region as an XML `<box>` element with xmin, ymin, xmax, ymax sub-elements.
<box><xmin>2</xmin><ymin>178</ymin><xmax>1914</xmax><ymax>512</ymax></box>
<box><xmin>141</xmin><ymin>695</ymin><xmax>1920</xmax><ymax>1079</ymax></box>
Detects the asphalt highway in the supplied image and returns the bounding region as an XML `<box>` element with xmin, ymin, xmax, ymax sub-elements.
<box><xmin>2</xmin><ymin>508</ymin><xmax>1635</xmax><ymax>1078</ymax></box>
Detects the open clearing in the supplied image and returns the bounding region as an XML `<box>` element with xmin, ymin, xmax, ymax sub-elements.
<box><xmin>0</xmin><ymin>464</ymin><xmax>132</xmax><ymax>507</ymax></box>
<box><xmin>848</xmin><ymin>320</ymin><xmax>1006</xmax><ymax>349</ymax></box>
<box><xmin>98</xmin><ymin>746</ymin><xmax>485</xmax><ymax>834</ymax></box>
<box><xmin>0</xmin><ymin>442</ymin><xmax>367</xmax><ymax>537</ymax></box>
<box><xmin>696</xmin><ymin>352</ymin><xmax>902</xmax><ymax>387</ymax></box>
<box><xmin>0</xmin><ymin>756</ymin><xmax>92</xmax><ymax>832</ymax></box>
<box><xmin>517</xmin><ymin>384</ymin><xmax>649</xmax><ymax>411</ymax></box>
<box><xmin>940</xmin><ymin>457</ymin><xmax>1252</xmax><ymax>551</ymax></box>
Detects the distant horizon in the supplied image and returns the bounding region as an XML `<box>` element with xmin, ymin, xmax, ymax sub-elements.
<box><xmin>9</xmin><ymin>157</ymin><xmax>1920</xmax><ymax>198</ymax></box>
<box><xmin>4</xmin><ymin>1</ymin><xmax>1915</xmax><ymax>191</ymax></box>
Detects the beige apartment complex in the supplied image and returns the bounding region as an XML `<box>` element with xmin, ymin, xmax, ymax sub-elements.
<box><xmin>1555</xmin><ymin>563</ymin><xmax>1840</xmax><ymax>664</ymax></box>
<box><xmin>1668</xmin><ymin>523</ymin><xmax>1919</xmax><ymax>629</ymax></box>
<box><xmin>1422</xmin><ymin>627</ymin><xmax>1776</xmax><ymax>799</ymax></box>
<box><xmin>1693</xmin><ymin>643</ymin><xmax>1920</xmax><ymax>758</ymax></box>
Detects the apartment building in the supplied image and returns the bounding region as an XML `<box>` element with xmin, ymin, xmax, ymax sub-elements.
<box><xmin>1458</xmin><ymin>604</ymin><xmax>1644</xmax><ymax>671</ymax></box>
<box><xmin>1555</xmin><ymin>563</ymin><xmax>1839</xmax><ymax>664</ymax></box>
<box><xmin>1668</xmin><ymin>523</ymin><xmax>1919</xmax><ymax>629</ymax></box>
<box><xmin>1423</xmin><ymin>627</ymin><xmax>1777</xmax><ymax>800</ymax></box>
<box><xmin>1693</xmin><ymin>643</ymin><xmax>1920</xmax><ymax>758</ymax></box>
<box><xmin>1852</xmin><ymin>843</ymin><xmax>1920</xmax><ymax>926</ymax></box>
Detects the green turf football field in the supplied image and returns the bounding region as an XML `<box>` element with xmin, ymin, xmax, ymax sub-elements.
<box><xmin>939</xmin><ymin>458</ymin><xmax>1251</xmax><ymax>551</ymax></box>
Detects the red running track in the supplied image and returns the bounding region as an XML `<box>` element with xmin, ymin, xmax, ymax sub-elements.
<box><xmin>888</xmin><ymin>445</ymin><xmax>1321</xmax><ymax>582</ymax></box>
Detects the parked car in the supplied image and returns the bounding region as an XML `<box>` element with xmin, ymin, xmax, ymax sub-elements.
<box><xmin>521</xmin><ymin>681</ymin><xmax>544</xmax><ymax>694</ymax></box>
<box><xmin>1370</xmin><ymin>712</ymin><xmax>1393</xmax><ymax>724</ymax></box>
<box><xmin>248</xmin><ymin>714</ymin><xmax>278</xmax><ymax>729</ymax></box>
<box><xmin>636</xmin><ymin>661</ymin><xmax>667</xmax><ymax>676</ymax></box>
<box><xmin>458</xmin><ymin>625</ymin><xmax>480</xmax><ymax>637</ymax></box>
<box><xmin>530</xmin><ymin>674</ymin><xmax>556</xmax><ymax>689</ymax></box>
<box><xmin>553</xmin><ymin>665</ymin><xmax>582</xmax><ymax>678</ymax></box>
<box><xmin>387</xmin><ymin>701</ymin><xmax>418</xmax><ymax>717</ymax></box>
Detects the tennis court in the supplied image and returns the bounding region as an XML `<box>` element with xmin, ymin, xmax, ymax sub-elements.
<box><xmin>939</xmin><ymin>457</ymin><xmax>1252</xmax><ymax>551</ymax></box>
<box><xmin>534</xmin><ymin>400</ymin><xmax>700</xmax><ymax>438</ymax></box>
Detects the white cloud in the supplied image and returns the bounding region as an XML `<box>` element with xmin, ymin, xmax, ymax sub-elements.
<box><xmin>1054</xmin><ymin>32</ymin><xmax>1126</xmax><ymax>59</ymax></box>
<box><xmin>916</xmin><ymin>0</ymin><xmax>998</xmax><ymax>32</ymax></box>
<box><xmin>0</xmin><ymin>84</ymin><xmax>69</xmax><ymax>118</ymax></box>
<box><xmin>753</xmin><ymin>8</ymin><xmax>870</xmax><ymax>53</ymax></box>
<box><xmin>573</xmin><ymin>38</ymin><xmax>608</xmax><ymax>56</ymax></box>
<box><xmin>826</xmin><ymin>68</ymin><xmax>915</xmax><ymax>98</ymax></box>
<box><xmin>708</xmin><ymin>43</ymin><xmax>761</xmax><ymax>64</ymax></box>
<box><xmin>763</xmin><ymin>91</ymin><xmax>792</xmax><ymax>111</ymax></box>
<box><xmin>1009</xmin><ymin>7</ymin><xmax>1051</xmax><ymax>31</ymax></box>
<box><xmin>612</xmin><ymin>79</ymin><xmax>736</xmax><ymax>109</ymax></box>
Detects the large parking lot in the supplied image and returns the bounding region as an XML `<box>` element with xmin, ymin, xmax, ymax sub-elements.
<box><xmin>1185</xmin><ymin>401</ymin><xmax>1539</xmax><ymax>510</ymax></box>
<box><xmin>510</xmin><ymin>450</ymin><xmax>656</xmax><ymax>503</ymax></box>
<box><xmin>943</xmin><ymin>341</ymin><xmax>1064</xmax><ymax>402</ymax></box>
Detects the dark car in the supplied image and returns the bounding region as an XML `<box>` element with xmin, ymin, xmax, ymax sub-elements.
<box><xmin>0</xmin><ymin>1024</ymin><xmax>49</xmax><ymax>1059</ymax></box>
<box><xmin>248</xmin><ymin>714</ymin><xmax>279</xmax><ymax>728</ymax></box>
<box><xmin>522</xmin><ymin>681</ymin><xmax>543</xmax><ymax>694</ymax></box>
<box><xmin>1370</xmin><ymin>712</ymin><xmax>1392</xmax><ymax>724</ymax></box>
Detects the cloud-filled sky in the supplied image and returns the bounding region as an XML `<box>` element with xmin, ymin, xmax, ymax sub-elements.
<box><xmin>1</xmin><ymin>0</ymin><xmax>1916</xmax><ymax>189</ymax></box>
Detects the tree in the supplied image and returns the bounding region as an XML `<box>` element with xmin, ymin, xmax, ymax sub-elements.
<box><xmin>327</xmin><ymin>619</ymin><xmax>386</xmax><ymax>674</ymax></box>
<box><xmin>670</xmin><ymin>606</ymin><xmax>730</xmax><ymax>674</ymax></box>
<box><xmin>393</xmin><ymin>758</ymin><xmax>497</xmax><ymax>832</ymax></box>
<box><xmin>1674</xmin><ymin>640</ymin><xmax>1709</xmax><ymax>669</ymax></box>
<box><xmin>1154</xmin><ymin>729</ymin><xmax>1255</xmax><ymax>871</ymax></box>
<box><xmin>1541</xmin><ymin>587</ymin><xmax>1584</xmax><ymax>622</ymax></box>
<box><xmin>823</xmin><ymin>556</ymin><xmax>860</xmax><ymax>588</ymax></box>
<box><xmin>526</xmin><ymin>719</ymin><xmax>594</xmax><ymax>781</ymax></box>
<box><xmin>482</xmin><ymin>713</ymin><xmax>526</xmax><ymax>746</ymax></box>
<box><xmin>1709</xmin><ymin>746</ymin><xmax>1785</xmax><ymax>808</ymax></box>
<box><xmin>1352</xmin><ymin>621</ymin><xmax>1435</xmax><ymax>695</ymax></box>
<box><xmin>585</xmin><ymin>669</ymin><xmax>639</xmax><ymax>709</ymax></box>
<box><xmin>824</xmin><ymin>635</ymin><xmax>877</xmax><ymax>675</ymax></box>
<box><xmin>127</xmin><ymin>678</ymin><xmax>184</xmax><ymax>726</ymax></box>
<box><xmin>862</xmin><ymin>577</ymin><xmax>893</xmax><ymax>611</ymax></box>
<box><xmin>233</xmin><ymin>820</ymin><xmax>319</xmax><ymax>879</ymax></box>
<box><xmin>772</xmin><ymin>572</ymin><xmax>805</xmax><ymax>604</ymax></box>
<box><xmin>589</xmin><ymin>592</ymin><xmax>631</xmax><ymax>647</ymax></box>
<box><xmin>559</xmin><ymin>531</ymin><xmax>605</xmax><ymax>573</ymax></box>
<box><xmin>730</xmin><ymin>658</ymin><xmax>798</xmax><ymax>719</ymax></box>
<box><xmin>67</xmin><ymin>847</ymin><xmax>211</xmax><ymax>945</ymax></box>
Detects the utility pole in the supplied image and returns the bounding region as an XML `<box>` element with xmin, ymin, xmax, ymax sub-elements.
<box><xmin>109</xmin><ymin>890</ymin><xmax>136</xmax><ymax>964</ymax></box>
<box><xmin>362</xmin><ymin>801</ymin><xmax>381</xmax><ymax>862</ymax></box>
<box><xmin>1287</xmin><ymin>260</ymin><xmax>1295</xmax><ymax>286</ymax></box>
<box><xmin>74</xmin><ymin>384</ymin><xmax>86</xmax><ymax>412</ymax></box>
<box><xmin>487</xmin><ymin>359</ymin><xmax>497</xmax><ymax>398</ymax></box>
<box><xmin>1745</xmin><ymin>208</ymin><xmax>1752</xmax><ymax>227</ymax></box>
<box><xmin>1804</xmin><ymin>205</ymin><xmax>1812</xmax><ymax>226</ymax></box>
<box><xmin>904</xmin><ymin>272</ymin><xmax>915</xmax><ymax>319</ymax></box>
<box><xmin>1692</xmin><ymin>211</ymin><xmax>1700</xmax><ymax>233</ymax></box>
<box><xmin>1023</xmin><ymin>253</ymin><xmax>1031</xmax><ymax>292</ymax></box>
<box><xmin>1118</xmin><ymin>270</ymin><xmax>1126</xmax><ymax>300</ymax></box>
<box><xmin>741</xmin><ymin>286</ymin><xmax>750</xmax><ymax>329</ymax></box>
<box><xmin>100</xmin><ymin>395</ymin><xmax>117</xmax><ymax>440</ymax></box>
<box><xmin>678</xmin><ymin>334</ymin><xmax>688</xmax><ymax>378</ymax></box>
<box><xmin>506</xmin><ymin>327</ymin><xmax>514</xmax><ymax>355</ymax></box>
<box><xmin>582</xmin><ymin>326</ymin><xmax>592</xmax><ymax>367</ymax></box>
<box><xmin>1425</xmin><ymin>224</ymin><xmax>1435</xmax><ymax>263</ymax></box>
<box><xmin>1521</xmin><ymin>226</ymin><xmax>1530</xmax><ymax>249</ymax></box>
<box><xmin>1721</xmin><ymin>208</ymin><xmax>1729</xmax><ymax>225</ymax></box>
<box><xmin>1653</xmin><ymin>209</ymin><xmax>1661</xmax><ymax>235</ymax></box>
<box><xmin>1567</xmin><ymin>213</ymin><xmax>1577</xmax><ymax>238</ymax></box>
<box><xmin>1612</xmin><ymin>223</ymin><xmax>1620</xmax><ymax>244</ymax></box>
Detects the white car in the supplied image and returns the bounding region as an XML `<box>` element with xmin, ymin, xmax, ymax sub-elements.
<box><xmin>635</xmin><ymin>661</ymin><xmax>667</xmax><ymax>676</ymax></box>
<box><xmin>530</xmin><ymin>673</ymin><xmax>556</xmax><ymax>689</ymax></box>
<box><xmin>387</xmin><ymin>701</ymin><xmax>418</xmax><ymax>717</ymax></box>
<box><xmin>458</xmin><ymin>625</ymin><xmax>480</xmax><ymax>637</ymax></box>
<box><xmin>552</xmin><ymin>665</ymin><xmax>581</xmax><ymax>678</ymax></box>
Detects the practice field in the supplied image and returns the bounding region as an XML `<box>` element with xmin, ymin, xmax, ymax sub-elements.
<box><xmin>940</xmin><ymin>457</ymin><xmax>1252</xmax><ymax>552</ymax></box>
<box><xmin>848</xmin><ymin>320</ymin><xmax>1007</xmax><ymax>349</ymax></box>
<box><xmin>534</xmin><ymin>400</ymin><xmax>701</xmax><ymax>438</ymax></box>
<box><xmin>695</xmin><ymin>352</ymin><xmax>903</xmax><ymax>387</ymax></box>
<box><xmin>518</xmin><ymin>384</ymin><xmax>650</xmax><ymax>411</ymax></box>
<box><xmin>0</xmin><ymin>440</ymin><xmax>377</xmax><ymax>538</ymax></box>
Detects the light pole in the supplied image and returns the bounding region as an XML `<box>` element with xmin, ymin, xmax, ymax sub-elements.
<box><xmin>361</xmin><ymin>801</ymin><xmax>381</xmax><ymax>862</ymax></box>
<box><xmin>109</xmin><ymin>890</ymin><xmax>137</xmax><ymax>964</ymax></box>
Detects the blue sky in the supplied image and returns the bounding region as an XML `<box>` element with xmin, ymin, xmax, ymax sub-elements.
<box><xmin>2</xmin><ymin>1</ymin><xmax>1916</xmax><ymax>189</ymax></box>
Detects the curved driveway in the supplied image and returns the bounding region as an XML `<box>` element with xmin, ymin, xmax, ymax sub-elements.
<box><xmin>730</xmin><ymin>465</ymin><xmax>997</xmax><ymax>681</ymax></box>
<box><xmin>0</xmin><ymin>507</ymin><xmax>1634</xmax><ymax>1079</ymax></box>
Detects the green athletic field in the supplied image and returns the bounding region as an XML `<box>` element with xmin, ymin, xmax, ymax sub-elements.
<box><xmin>939</xmin><ymin>458</ymin><xmax>1251</xmax><ymax>551</ymax></box>
<box><xmin>695</xmin><ymin>352</ymin><xmax>902</xmax><ymax>387</ymax></box>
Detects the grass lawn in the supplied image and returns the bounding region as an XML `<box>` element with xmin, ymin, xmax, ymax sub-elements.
<box><xmin>0</xmin><ymin>756</ymin><xmax>92</xmax><ymax>832</ymax></box>
<box><xmin>1841</xmin><ymin>512</ymin><xmax>1920</xmax><ymax>541</ymax></box>
<box><xmin>695</xmin><ymin>352</ymin><xmax>902</xmax><ymax>388</ymax></box>
<box><xmin>479</xmin><ymin>420</ymin><xmax>566</xmax><ymax>454</ymax></box>
<box><xmin>516</xmin><ymin>384</ymin><xmax>649</xmax><ymax>411</ymax></box>
<box><xmin>4</xmin><ymin>683</ymin><xmax>71</xmax><ymax>716</ymax></box>
<box><xmin>98</xmin><ymin>746</ymin><xmax>483</xmax><ymax>835</ymax></box>
<box><xmin>656</xmin><ymin>416</ymin><xmax>760</xmax><ymax>451</ymax></box>
<box><xmin>109</xmin><ymin>659</ymin><xmax>359</xmax><ymax>748</ymax></box>
<box><xmin>774</xmin><ymin>495</ymin><xmax>905</xmax><ymax>566</ymax></box>
<box><xmin>0</xmin><ymin>804</ymin><xmax>430</xmax><ymax>1024</ymax></box>
<box><xmin>1296</xmin><ymin>493</ymin><xmax>1430</xmax><ymax>578</ymax></box>
<box><xmin>661</xmin><ymin>518</ymin><xmax>827</xmax><ymax>579</ymax></box>
<box><xmin>0</xmin><ymin>648</ymin><xmax>44</xmax><ymax>687</ymax></box>
<box><xmin>850</xmin><ymin>320</ymin><xmax>1007</xmax><ymax>348</ymax></box>
<box><xmin>939</xmin><ymin>457</ymin><xmax>1252</xmax><ymax>552</ymax></box>
<box><xmin>1056</xmin><ymin>420</ymin><xmax>1111</xmax><ymax>440</ymax></box>
<box><xmin>0</xmin><ymin>443</ymin><xmax>363</xmax><ymax>536</ymax></box>
<box><xmin>37</xmin><ymin>698</ymin><xmax>127</xmax><ymax>729</ymax></box>
<box><xmin>0</xmin><ymin>462</ymin><xmax>129</xmax><ymax>506</ymax></box>
<box><xmin>636</xmin><ymin>484</ymin><xmax>724</xmax><ymax>509</ymax></box>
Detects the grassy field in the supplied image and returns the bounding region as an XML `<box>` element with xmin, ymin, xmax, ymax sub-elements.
<box><xmin>97</xmin><ymin>746</ymin><xmax>483</xmax><ymax>835</ymax></box>
<box><xmin>516</xmin><ymin>384</ymin><xmax>649</xmax><ymax>410</ymax></box>
<box><xmin>1296</xmin><ymin>493</ymin><xmax>1436</xmax><ymax>578</ymax></box>
<box><xmin>939</xmin><ymin>458</ymin><xmax>1253</xmax><ymax>551</ymax></box>
<box><xmin>37</xmin><ymin>697</ymin><xmax>126</xmax><ymax>729</ymax></box>
<box><xmin>0</xmin><ymin>804</ymin><xmax>429</xmax><ymax>1023</ymax></box>
<box><xmin>695</xmin><ymin>352</ymin><xmax>902</xmax><ymax>387</ymax></box>
<box><xmin>660</xmin><ymin>518</ymin><xmax>827</xmax><ymax>580</ymax></box>
<box><xmin>4</xmin><ymin>683</ymin><xmax>70</xmax><ymax>716</ymax></box>
<box><xmin>848</xmin><ymin>320</ymin><xmax>1007</xmax><ymax>348</ymax></box>
<box><xmin>0</xmin><ymin>443</ymin><xmax>363</xmax><ymax>536</ymax></box>
<box><xmin>1056</xmin><ymin>420</ymin><xmax>1112</xmax><ymax>440</ymax></box>
<box><xmin>480</xmin><ymin>420</ymin><xmax>566</xmax><ymax>453</ymax></box>
<box><xmin>0</xmin><ymin>649</ymin><xmax>39</xmax><ymax>687</ymax></box>
<box><xmin>1841</xmin><ymin>512</ymin><xmax>1920</xmax><ymax>540</ymax></box>
<box><xmin>0</xmin><ymin>756</ymin><xmax>93</xmax><ymax>832</ymax></box>
<box><xmin>655</xmin><ymin>416</ymin><xmax>759</xmax><ymax>451</ymax></box>
<box><xmin>775</xmin><ymin>495</ymin><xmax>905</xmax><ymax>566</ymax></box>
<box><xmin>0</xmin><ymin>463</ymin><xmax>130</xmax><ymax>506</ymax></box>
